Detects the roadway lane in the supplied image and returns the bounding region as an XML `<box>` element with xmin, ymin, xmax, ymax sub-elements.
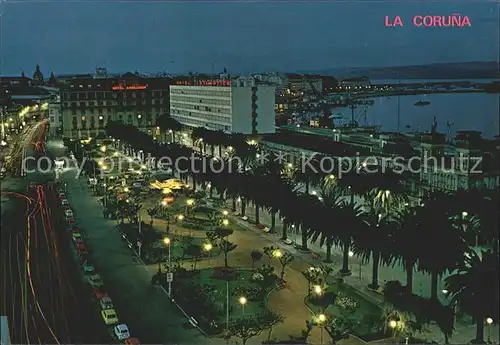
<box><xmin>55</xmin><ymin>147</ymin><xmax>209</xmax><ymax>344</ymax></box>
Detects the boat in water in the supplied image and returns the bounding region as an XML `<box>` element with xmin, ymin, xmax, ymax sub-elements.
<box><xmin>414</xmin><ymin>95</ymin><xmax>431</xmax><ymax>106</ymax></box>
<box><xmin>414</xmin><ymin>100</ymin><xmax>431</xmax><ymax>106</ymax></box>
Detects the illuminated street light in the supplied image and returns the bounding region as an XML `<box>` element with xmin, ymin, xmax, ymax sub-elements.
<box><xmin>348</xmin><ymin>251</ymin><xmax>354</xmax><ymax>257</ymax></box>
<box><xmin>462</xmin><ymin>211</ymin><xmax>468</xmax><ymax>217</ymax></box>
<box><xmin>178</xmin><ymin>214</ymin><xmax>184</xmax><ymax>221</ymax></box>
<box><xmin>100</xmin><ymin>145</ymin><xmax>107</xmax><ymax>153</ymax></box>
<box><xmin>313</xmin><ymin>285</ymin><xmax>322</xmax><ymax>295</ymax></box>
<box><xmin>113</xmin><ymin>152</ymin><xmax>119</xmax><ymax>157</ymax></box>
<box><xmin>222</xmin><ymin>219</ymin><xmax>229</xmax><ymax>226</ymax></box>
<box><xmin>389</xmin><ymin>320</ymin><xmax>397</xmax><ymax>329</ymax></box>
<box><xmin>318</xmin><ymin>314</ymin><xmax>326</xmax><ymax>323</ymax></box>
<box><xmin>222</xmin><ymin>210</ymin><xmax>229</xmax><ymax>216</ymax></box>
<box><xmin>273</xmin><ymin>249</ymin><xmax>282</xmax><ymax>258</ymax></box>
<box><xmin>486</xmin><ymin>317</ymin><xmax>494</xmax><ymax>343</ymax></box>
<box><xmin>161</xmin><ymin>200</ymin><xmax>167</xmax><ymax>206</ymax></box>
<box><xmin>186</xmin><ymin>199</ymin><xmax>195</xmax><ymax>206</ymax></box>
<box><xmin>204</xmin><ymin>243</ymin><xmax>212</xmax><ymax>252</ymax></box>
<box><xmin>124</xmin><ymin>187</ymin><xmax>129</xmax><ymax>192</ymax></box>
<box><xmin>239</xmin><ymin>296</ymin><xmax>247</xmax><ymax>305</ymax></box>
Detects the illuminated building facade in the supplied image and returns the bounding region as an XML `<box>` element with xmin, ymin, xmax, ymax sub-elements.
<box><xmin>60</xmin><ymin>73</ymin><xmax>172</xmax><ymax>139</ymax></box>
<box><xmin>170</xmin><ymin>81</ymin><xmax>276</xmax><ymax>134</ymax></box>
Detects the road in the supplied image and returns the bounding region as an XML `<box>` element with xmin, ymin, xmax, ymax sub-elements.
<box><xmin>49</xmin><ymin>140</ymin><xmax>210</xmax><ymax>344</ymax></box>
<box><xmin>1</xmin><ymin>144</ymin><xmax>105</xmax><ymax>344</ymax></box>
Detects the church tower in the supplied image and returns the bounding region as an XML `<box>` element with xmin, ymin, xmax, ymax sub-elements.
<box><xmin>33</xmin><ymin>64</ymin><xmax>44</xmax><ymax>85</ymax></box>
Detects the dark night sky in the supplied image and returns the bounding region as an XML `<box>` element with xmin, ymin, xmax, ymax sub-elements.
<box><xmin>1</xmin><ymin>0</ymin><xmax>498</xmax><ymax>76</ymax></box>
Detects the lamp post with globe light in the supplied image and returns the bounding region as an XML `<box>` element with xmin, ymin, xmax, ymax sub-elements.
<box><xmin>239</xmin><ymin>296</ymin><xmax>247</xmax><ymax>315</ymax></box>
<box><xmin>389</xmin><ymin>320</ymin><xmax>398</xmax><ymax>337</ymax></box>
<box><xmin>486</xmin><ymin>317</ymin><xmax>493</xmax><ymax>344</ymax></box>
<box><xmin>204</xmin><ymin>242</ymin><xmax>213</xmax><ymax>267</ymax></box>
<box><xmin>163</xmin><ymin>237</ymin><xmax>172</xmax><ymax>295</ymax></box>
<box><xmin>317</xmin><ymin>314</ymin><xmax>326</xmax><ymax>345</ymax></box>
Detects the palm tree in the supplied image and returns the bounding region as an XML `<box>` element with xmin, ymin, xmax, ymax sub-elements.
<box><xmin>353</xmin><ymin>207</ymin><xmax>396</xmax><ymax>290</ymax></box>
<box><xmin>191</xmin><ymin>126</ymin><xmax>207</xmax><ymax>154</ymax></box>
<box><xmin>337</xmin><ymin>200</ymin><xmax>364</xmax><ymax>275</ymax></box>
<box><xmin>392</xmin><ymin>207</ymin><xmax>422</xmax><ymax>294</ymax></box>
<box><xmin>156</xmin><ymin>115</ymin><xmax>182</xmax><ymax>143</ymax></box>
<box><xmin>292</xmin><ymin>155</ymin><xmax>324</xmax><ymax>195</ymax></box>
<box><xmin>417</xmin><ymin>192</ymin><xmax>470</xmax><ymax>300</ymax></box>
<box><xmin>445</xmin><ymin>249</ymin><xmax>499</xmax><ymax>344</ymax></box>
<box><xmin>307</xmin><ymin>190</ymin><xmax>342</xmax><ymax>263</ymax></box>
<box><xmin>367</xmin><ymin>170</ymin><xmax>409</xmax><ymax>216</ymax></box>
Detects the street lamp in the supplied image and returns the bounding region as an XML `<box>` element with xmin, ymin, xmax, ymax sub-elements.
<box><xmin>222</xmin><ymin>219</ymin><xmax>229</xmax><ymax>226</ymax></box>
<box><xmin>204</xmin><ymin>243</ymin><xmax>213</xmax><ymax>267</ymax></box>
<box><xmin>273</xmin><ymin>249</ymin><xmax>282</xmax><ymax>258</ymax></box>
<box><xmin>222</xmin><ymin>210</ymin><xmax>229</xmax><ymax>216</ymax></box>
<box><xmin>317</xmin><ymin>314</ymin><xmax>326</xmax><ymax>345</ymax></box>
<box><xmin>163</xmin><ymin>237</ymin><xmax>172</xmax><ymax>296</ymax></box>
<box><xmin>177</xmin><ymin>214</ymin><xmax>184</xmax><ymax>222</ymax></box>
<box><xmin>486</xmin><ymin>317</ymin><xmax>493</xmax><ymax>343</ymax></box>
<box><xmin>239</xmin><ymin>296</ymin><xmax>247</xmax><ymax>315</ymax></box>
<box><xmin>389</xmin><ymin>320</ymin><xmax>398</xmax><ymax>337</ymax></box>
<box><xmin>313</xmin><ymin>285</ymin><xmax>323</xmax><ymax>295</ymax></box>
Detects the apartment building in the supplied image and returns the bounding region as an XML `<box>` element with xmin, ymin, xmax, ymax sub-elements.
<box><xmin>282</xmin><ymin>74</ymin><xmax>323</xmax><ymax>93</ymax></box>
<box><xmin>170</xmin><ymin>81</ymin><xmax>276</xmax><ymax>135</ymax></box>
<box><xmin>60</xmin><ymin>72</ymin><xmax>172</xmax><ymax>139</ymax></box>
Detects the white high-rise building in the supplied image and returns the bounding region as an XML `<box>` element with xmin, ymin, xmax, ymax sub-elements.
<box><xmin>170</xmin><ymin>82</ymin><xmax>275</xmax><ymax>134</ymax></box>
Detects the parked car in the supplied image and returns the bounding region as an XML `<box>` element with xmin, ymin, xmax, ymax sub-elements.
<box><xmin>58</xmin><ymin>191</ymin><xmax>66</xmax><ymax>199</ymax></box>
<box><xmin>113</xmin><ymin>324</ymin><xmax>130</xmax><ymax>340</ymax></box>
<box><xmin>93</xmin><ymin>287</ymin><xmax>107</xmax><ymax>300</ymax></box>
<box><xmin>101</xmin><ymin>309</ymin><xmax>119</xmax><ymax>325</ymax></box>
<box><xmin>88</xmin><ymin>274</ymin><xmax>104</xmax><ymax>288</ymax></box>
<box><xmin>82</xmin><ymin>261</ymin><xmax>95</xmax><ymax>274</ymax></box>
<box><xmin>61</xmin><ymin>199</ymin><xmax>69</xmax><ymax>207</ymax></box>
<box><xmin>72</xmin><ymin>232</ymin><xmax>82</xmax><ymax>241</ymax></box>
<box><xmin>76</xmin><ymin>242</ymin><xmax>88</xmax><ymax>255</ymax></box>
<box><xmin>123</xmin><ymin>337</ymin><xmax>140</xmax><ymax>345</ymax></box>
<box><xmin>65</xmin><ymin>209</ymin><xmax>74</xmax><ymax>218</ymax></box>
<box><xmin>99</xmin><ymin>295</ymin><xmax>114</xmax><ymax>310</ymax></box>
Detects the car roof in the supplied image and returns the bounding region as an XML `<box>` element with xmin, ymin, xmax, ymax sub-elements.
<box><xmin>116</xmin><ymin>324</ymin><xmax>129</xmax><ymax>331</ymax></box>
<box><xmin>104</xmin><ymin>308</ymin><xmax>116</xmax><ymax>315</ymax></box>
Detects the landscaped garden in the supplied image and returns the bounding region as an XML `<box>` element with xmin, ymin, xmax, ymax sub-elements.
<box><xmin>85</xmin><ymin>127</ymin><xmax>500</xmax><ymax>345</ymax></box>
<box><xmin>168</xmin><ymin>263</ymin><xmax>281</xmax><ymax>337</ymax></box>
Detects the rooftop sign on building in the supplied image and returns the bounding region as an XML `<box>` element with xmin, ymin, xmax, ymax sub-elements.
<box><xmin>112</xmin><ymin>82</ymin><xmax>148</xmax><ymax>90</ymax></box>
<box><xmin>176</xmin><ymin>79</ymin><xmax>231</xmax><ymax>87</ymax></box>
